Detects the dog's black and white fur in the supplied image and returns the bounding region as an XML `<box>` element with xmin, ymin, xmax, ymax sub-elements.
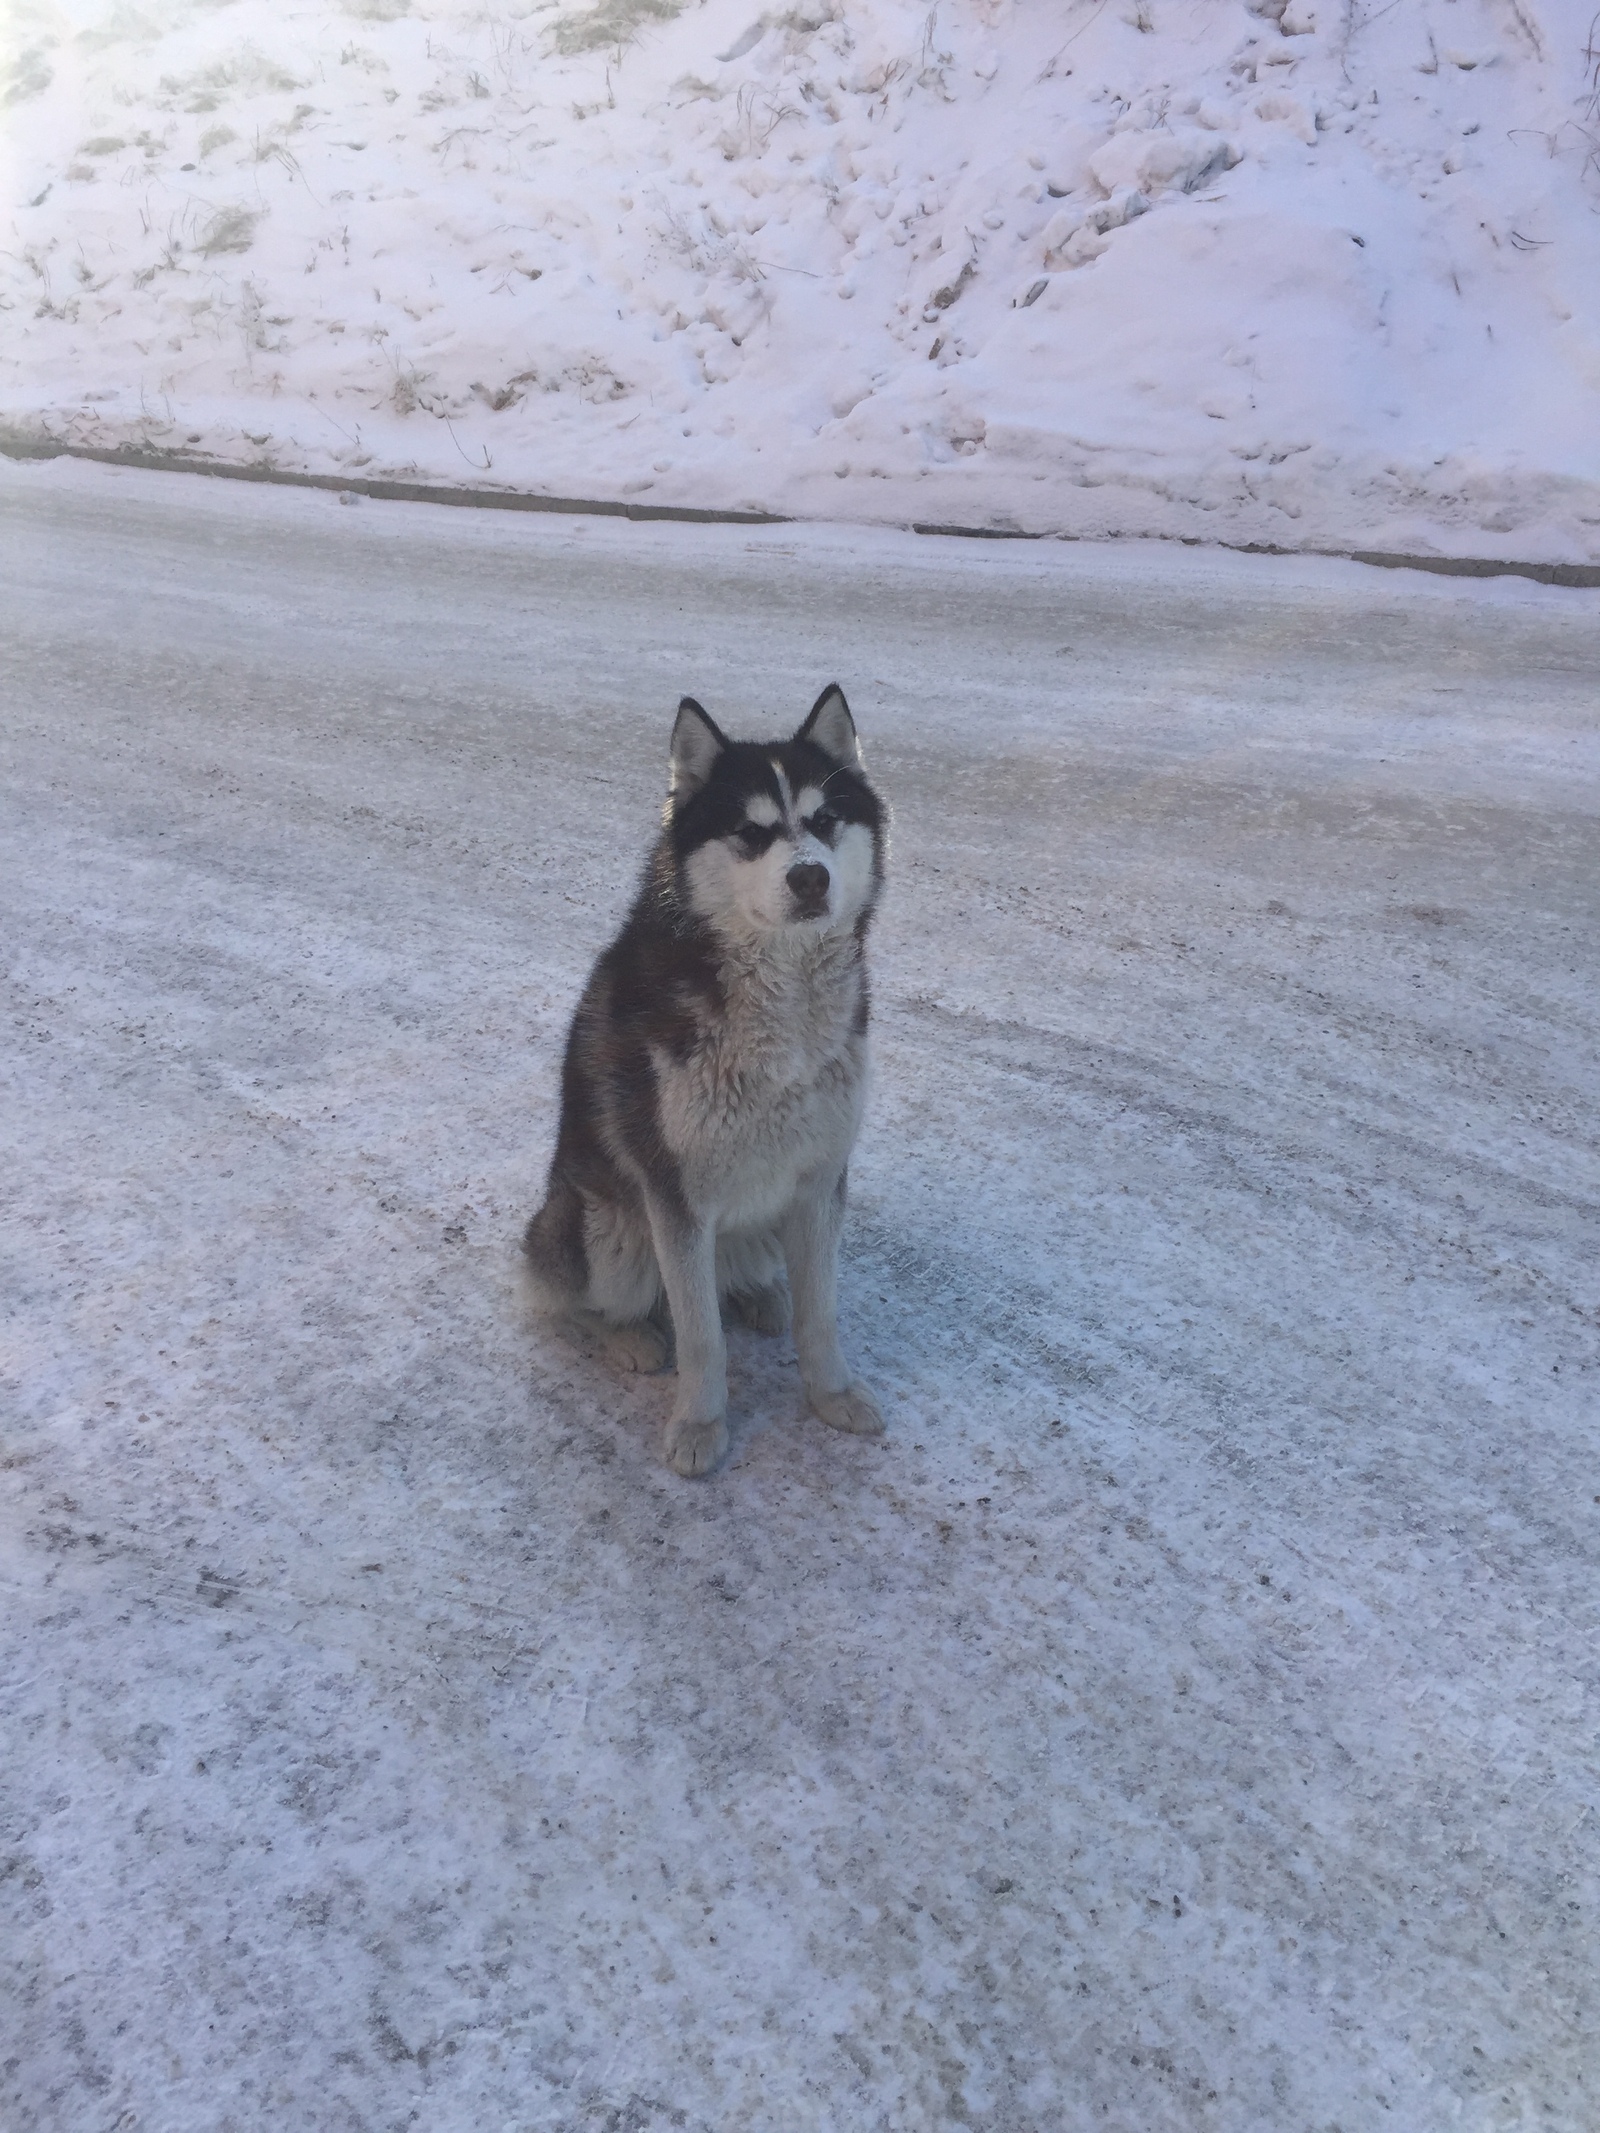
<box><xmin>523</xmin><ymin>684</ymin><xmax>886</xmax><ymax>1477</ymax></box>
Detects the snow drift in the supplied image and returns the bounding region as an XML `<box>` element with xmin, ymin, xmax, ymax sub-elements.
<box><xmin>3</xmin><ymin>0</ymin><xmax>1600</xmax><ymax>561</ymax></box>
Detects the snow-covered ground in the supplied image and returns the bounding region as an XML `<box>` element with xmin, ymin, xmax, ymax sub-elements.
<box><xmin>4</xmin><ymin>0</ymin><xmax>1600</xmax><ymax>561</ymax></box>
<box><xmin>3</xmin><ymin>454</ymin><xmax>1598</xmax><ymax>2130</ymax></box>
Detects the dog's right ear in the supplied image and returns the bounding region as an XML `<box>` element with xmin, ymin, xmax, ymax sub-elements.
<box><xmin>669</xmin><ymin>697</ymin><xmax>728</xmax><ymax>804</ymax></box>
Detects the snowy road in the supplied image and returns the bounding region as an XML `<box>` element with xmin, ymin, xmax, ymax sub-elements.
<box><xmin>3</xmin><ymin>459</ymin><xmax>1598</xmax><ymax>2133</ymax></box>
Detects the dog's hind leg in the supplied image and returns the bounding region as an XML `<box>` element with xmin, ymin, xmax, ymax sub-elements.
<box><xmin>569</xmin><ymin>1308</ymin><xmax>669</xmax><ymax>1374</ymax></box>
<box><xmin>577</xmin><ymin>1193</ymin><xmax>669</xmax><ymax>1372</ymax></box>
<box><xmin>524</xmin><ymin>1180</ymin><xmax>669</xmax><ymax>1373</ymax></box>
<box><xmin>719</xmin><ymin>1229</ymin><xmax>790</xmax><ymax>1335</ymax></box>
<box><xmin>724</xmin><ymin>1284</ymin><xmax>790</xmax><ymax>1335</ymax></box>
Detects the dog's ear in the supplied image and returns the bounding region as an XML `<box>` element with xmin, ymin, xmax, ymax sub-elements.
<box><xmin>794</xmin><ymin>683</ymin><xmax>862</xmax><ymax>769</ymax></box>
<box><xmin>669</xmin><ymin>697</ymin><xmax>728</xmax><ymax>802</ymax></box>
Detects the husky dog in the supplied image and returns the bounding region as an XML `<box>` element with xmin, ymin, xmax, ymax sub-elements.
<box><xmin>523</xmin><ymin>683</ymin><xmax>887</xmax><ymax>1478</ymax></box>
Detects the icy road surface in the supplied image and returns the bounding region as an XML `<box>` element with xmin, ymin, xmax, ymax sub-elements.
<box><xmin>3</xmin><ymin>459</ymin><xmax>1597</xmax><ymax>2133</ymax></box>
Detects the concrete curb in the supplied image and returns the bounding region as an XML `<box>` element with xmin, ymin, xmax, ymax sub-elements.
<box><xmin>0</xmin><ymin>435</ymin><xmax>787</xmax><ymax>527</ymax></box>
<box><xmin>910</xmin><ymin>518</ymin><xmax>1600</xmax><ymax>589</ymax></box>
<box><xmin>6</xmin><ymin>434</ymin><xmax>1598</xmax><ymax>589</ymax></box>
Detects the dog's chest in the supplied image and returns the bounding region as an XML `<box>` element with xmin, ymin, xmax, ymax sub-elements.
<box><xmin>654</xmin><ymin>949</ymin><xmax>866</xmax><ymax>1220</ymax></box>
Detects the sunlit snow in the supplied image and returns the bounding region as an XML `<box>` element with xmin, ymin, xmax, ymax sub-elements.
<box><xmin>3</xmin><ymin>0</ymin><xmax>1600</xmax><ymax>557</ymax></box>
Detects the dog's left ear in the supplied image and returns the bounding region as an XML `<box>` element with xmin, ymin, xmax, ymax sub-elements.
<box><xmin>795</xmin><ymin>682</ymin><xmax>863</xmax><ymax>769</ymax></box>
<box><xmin>670</xmin><ymin>696</ymin><xmax>728</xmax><ymax>802</ymax></box>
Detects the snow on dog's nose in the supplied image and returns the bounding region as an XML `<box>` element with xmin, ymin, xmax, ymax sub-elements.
<box><xmin>786</xmin><ymin>859</ymin><xmax>830</xmax><ymax>917</ymax></box>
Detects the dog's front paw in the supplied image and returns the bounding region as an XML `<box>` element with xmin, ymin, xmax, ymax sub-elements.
<box><xmin>663</xmin><ymin>1412</ymin><xmax>730</xmax><ymax>1478</ymax></box>
<box><xmin>810</xmin><ymin>1381</ymin><xmax>886</xmax><ymax>1438</ymax></box>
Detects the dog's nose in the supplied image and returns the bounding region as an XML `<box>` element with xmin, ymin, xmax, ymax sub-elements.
<box><xmin>787</xmin><ymin>861</ymin><xmax>829</xmax><ymax>911</ymax></box>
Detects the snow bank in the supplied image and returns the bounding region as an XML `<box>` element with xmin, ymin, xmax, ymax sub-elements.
<box><xmin>3</xmin><ymin>0</ymin><xmax>1600</xmax><ymax>560</ymax></box>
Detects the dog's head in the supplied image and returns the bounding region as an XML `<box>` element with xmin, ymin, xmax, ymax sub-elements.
<box><xmin>666</xmin><ymin>685</ymin><xmax>885</xmax><ymax>943</ymax></box>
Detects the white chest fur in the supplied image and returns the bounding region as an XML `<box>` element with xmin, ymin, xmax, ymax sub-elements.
<box><xmin>651</xmin><ymin>935</ymin><xmax>868</xmax><ymax>1228</ymax></box>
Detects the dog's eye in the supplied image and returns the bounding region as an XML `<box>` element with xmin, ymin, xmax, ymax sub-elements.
<box><xmin>807</xmin><ymin>808</ymin><xmax>839</xmax><ymax>840</ymax></box>
<box><xmin>735</xmin><ymin>823</ymin><xmax>776</xmax><ymax>857</ymax></box>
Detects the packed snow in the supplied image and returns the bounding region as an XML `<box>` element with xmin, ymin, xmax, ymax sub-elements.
<box><xmin>3</xmin><ymin>455</ymin><xmax>1598</xmax><ymax>2129</ymax></box>
<box><xmin>4</xmin><ymin>0</ymin><xmax>1600</xmax><ymax>560</ymax></box>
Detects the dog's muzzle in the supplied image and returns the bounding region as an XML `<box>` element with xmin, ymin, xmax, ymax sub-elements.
<box><xmin>786</xmin><ymin>860</ymin><xmax>830</xmax><ymax>918</ymax></box>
